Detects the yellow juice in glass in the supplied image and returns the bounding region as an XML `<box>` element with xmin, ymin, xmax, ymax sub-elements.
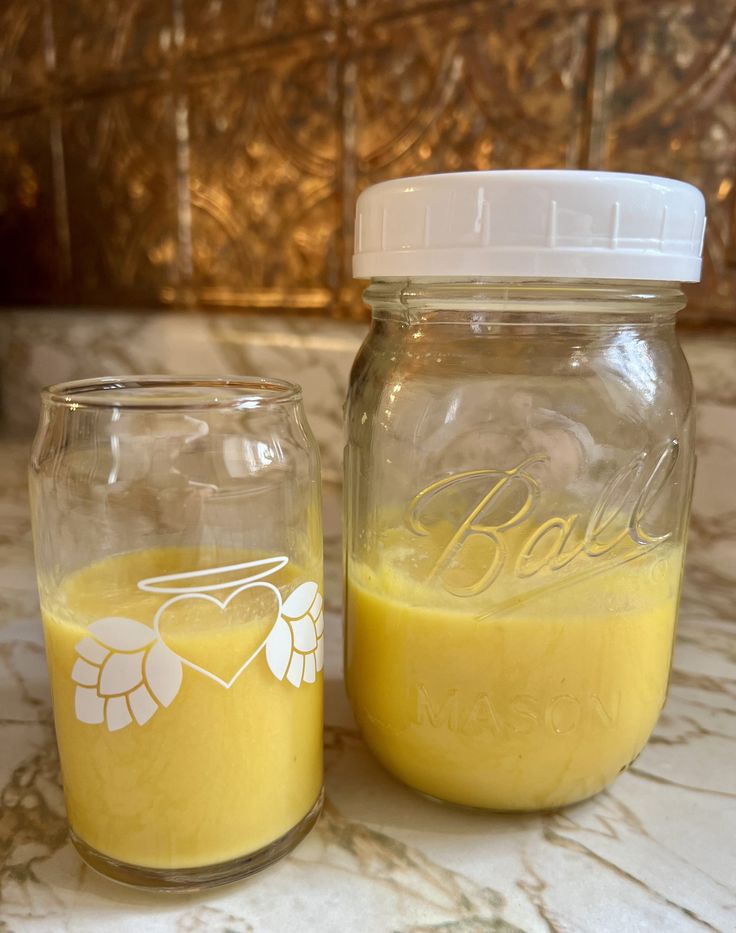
<box><xmin>346</xmin><ymin>525</ymin><xmax>681</xmax><ymax>810</ymax></box>
<box><xmin>42</xmin><ymin>548</ymin><xmax>323</xmax><ymax>870</ymax></box>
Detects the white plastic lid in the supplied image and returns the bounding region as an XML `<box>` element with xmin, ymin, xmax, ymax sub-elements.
<box><xmin>353</xmin><ymin>170</ymin><xmax>706</xmax><ymax>282</ymax></box>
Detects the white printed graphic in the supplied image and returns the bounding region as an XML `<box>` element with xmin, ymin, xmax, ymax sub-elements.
<box><xmin>265</xmin><ymin>582</ymin><xmax>324</xmax><ymax>687</ymax></box>
<box><xmin>137</xmin><ymin>556</ymin><xmax>289</xmax><ymax>594</ymax></box>
<box><xmin>71</xmin><ymin>557</ymin><xmax>323</xmax><ymax>732</ymax></box>
<box><xmin>72</xmin><ymin>617</ymin><xmax>182</xmax><ymax>731</ymax></box>
<box><xmin>153</xmin><ymin>581</ymin><xmax>281</xmax><ymax>689</ymax></box>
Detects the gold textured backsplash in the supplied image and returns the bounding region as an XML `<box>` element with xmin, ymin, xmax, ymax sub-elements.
<box><xmin>1</xmin><ymin>0</ymin><xmax>735</xmax><ymax>323</ymax></box>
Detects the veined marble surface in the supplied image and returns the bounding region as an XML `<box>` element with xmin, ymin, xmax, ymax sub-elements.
<box><xmin>0</xmin><ymin>322</ymin><xmax>735</xmax><ymax>932</ymax></box>
<box><xmin>0</xmin><ymin>310</ymin><xmax>366</xmax><ymax>483</ymax></box>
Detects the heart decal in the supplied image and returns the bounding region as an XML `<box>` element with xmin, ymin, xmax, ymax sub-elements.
<box><xmin>71</xmin><ymin>556</ymin><xmax>324</xmax><ymax>731</ymax></box>
<box><xmin>153</xmin><ymin>581</ymin><xmax>282</xmax><ymax>689</ymax></box>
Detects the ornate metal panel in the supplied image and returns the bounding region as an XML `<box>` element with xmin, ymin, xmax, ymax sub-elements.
<box><xmin>0</xmin><ymin>0</ymin><xmax>733</xmax><ymax>323</ymax></box>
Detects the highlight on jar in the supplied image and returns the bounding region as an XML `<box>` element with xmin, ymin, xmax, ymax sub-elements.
<box><xmin>344</xmin><ymin>170</ymin><xmax>704</xmax><ymax>811</ymax></box>
<box><xmin>29</xmin><ymin>377</ymin><xmax>324</xmax><ymax>889</ymax></box>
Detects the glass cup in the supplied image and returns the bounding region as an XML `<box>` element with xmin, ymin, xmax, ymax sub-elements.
<box><xmin>29</xmin><ymin>376</ymin><xmax>324</xmax><ymax>889</ymax></box>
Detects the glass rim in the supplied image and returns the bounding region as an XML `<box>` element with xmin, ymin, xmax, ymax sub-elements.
<box><xmin>41</xmin><ymin>375</ymin><xmax>303</xmax><ymax>411</ymax></box>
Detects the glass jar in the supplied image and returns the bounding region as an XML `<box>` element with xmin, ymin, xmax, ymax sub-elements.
<box><xmin>344</xmin><ymin>171</ymin><xmax>704</xmax><ymax>811</ymax></box>
<box><xmin>30</xmin><ymin>376</ymin><xmax>324</xmax><ymax>888</ymax></box>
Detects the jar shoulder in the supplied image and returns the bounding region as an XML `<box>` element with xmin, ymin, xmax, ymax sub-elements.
<box><xmin>346</xmin><ymin>324</ymin><xmax>695</xmax><ymax>445</ymax></box>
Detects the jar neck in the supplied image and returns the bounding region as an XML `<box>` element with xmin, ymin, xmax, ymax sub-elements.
<box><xmin>363</xmin><ymin>277</ymin><xmax>685</xmax><ymax>326</ymax></box>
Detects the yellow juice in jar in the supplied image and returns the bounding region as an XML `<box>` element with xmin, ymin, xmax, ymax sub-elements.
<box><xmin>42</xmin><ymin>548</ymin><xmax>323</xmax><ymax>870</ymax></box>
<box><xmin>346</xmin><ymin>526</ymin><xmax>681</xmax><ymax>810</ymax></box>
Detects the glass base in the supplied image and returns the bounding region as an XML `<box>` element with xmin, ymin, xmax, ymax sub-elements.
<box><xmin>70</xmin><ymin>789</ymin><xmax>324</xmax><ymax>891</ymax></box>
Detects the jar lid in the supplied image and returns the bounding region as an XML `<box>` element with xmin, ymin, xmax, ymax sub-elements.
<box><xmin>352</xmin><ymin>170</ymin><xmax>706</xmax><ymax>282</ymax></box>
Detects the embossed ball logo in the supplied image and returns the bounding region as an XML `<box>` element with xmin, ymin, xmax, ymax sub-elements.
<box><xmin>407</xmin><ymin>442</ymin><xmax>679</xmax><ymax>609</ymax></box>
<box><xmin>71</xmin><ymin>557</ymin><xmax>324</xmax><ymax>732</ymax></box>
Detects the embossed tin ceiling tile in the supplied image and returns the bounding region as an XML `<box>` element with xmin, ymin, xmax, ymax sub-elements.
<box><xmin>0</xmin><ymin>0</ymin><xmax>49</xmax><ymax>108</ymax></box>
<box><xmin>188</xmin><ymin>46</ymin><xmax>340</xmax><ymax>307</ymax></box>
<box><xmin>606</xmin><ymin>0</ymin><xmax>736</xmax><ymax>321</ymax></box>
<box><xmin>354</xmin><ymin>3</ymin><xmax>592</xmax><ymax>187</ymax></box>
<box><xmin>184</xmin><ymin>0</ymin><xmax>340</xmax><ymax>57</ymax></box>
<box><xmin>0</xmin><ymin>112</ymin><xmax>63</xmax><ymax>300</ymax></box>
<box><xmin>0</xmin><ymin>0</ymin><xmax>734</xmax><ymax>323</ymax></box>
<box><xmin>355</xmin><ymin>0</ymin><xmax>602</xmax><ymax>19</ymax></box>
<box><xmin>62</xmin><ymin>88</ymin><xmax>180</xmax><ymax>304</ymax></box>
<box><xmin>51</xmin><ymin>0</ymin><xmax>175</xmax><ymax>86</ymax></box>
<box><xmin>611</xmin><ymin>0</ymin><xmax>735</xmax><ymax>132</ymax></box>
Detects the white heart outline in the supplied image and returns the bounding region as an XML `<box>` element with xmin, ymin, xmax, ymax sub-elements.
<box><xmin>152</xmin><ymin>580</ymin><xmax>283</xmax><ymax>689</ymax></box>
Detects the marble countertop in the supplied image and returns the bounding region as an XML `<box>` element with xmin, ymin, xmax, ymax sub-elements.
<box><xmin>2</xmin><ymin>334</ymin><xmax>736</xmax><ymax>932</ymax></box>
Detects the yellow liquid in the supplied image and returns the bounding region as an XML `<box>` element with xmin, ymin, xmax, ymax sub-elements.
<box><xmin>42</xmin><ymin>548</ymin><xmax>323</xmax><ymax>869</ymax></box>
<box><xmin>346</xmin><ymin>531</ymin><xmax>681</xmax><ymax>810</ymax></box>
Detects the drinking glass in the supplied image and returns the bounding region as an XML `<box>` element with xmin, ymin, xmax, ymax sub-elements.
<box><xmin>30</xmin><ymin>376</ymin><xmax>324</xmax><ymax>889</ymax></box>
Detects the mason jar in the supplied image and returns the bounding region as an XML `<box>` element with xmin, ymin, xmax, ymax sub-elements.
<box><xmin>344</xmin><ymin>171</ymin><xmax>704</xmax><ymax>811</ymax></box>
<box><xmin>30</xmin><ymin>376</ymin><xmax>324</xmax><ymax>888</ymax></box>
